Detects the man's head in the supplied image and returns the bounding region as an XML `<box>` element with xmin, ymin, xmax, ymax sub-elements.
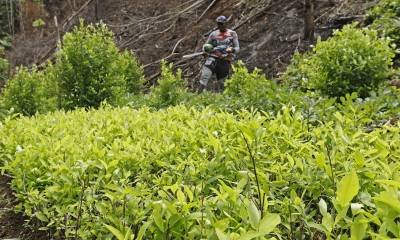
<box><xmin>216</xmin><ymin>16</ymin><xmax>228</xmax><ymax>32</ymax></box>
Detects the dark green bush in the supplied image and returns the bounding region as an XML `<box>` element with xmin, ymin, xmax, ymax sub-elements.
<box><xmin>0</xmin><ymin>65</ymin><xmax>58</xmax><ymax>116</ymax></box>
<box><xmin>149</xmin><ymin>61</ymin><xmax>187</xmax><ymax>108</ymax></box>
<box><xmin>0</xmin><ymin>47</ymin><xmax>8</xmax><ymax>85</ymax></box>
<box><xmin>367</xmin><ymin>0</ymin><xmax>400</xmax><ymax>62</ymax></box>
<box><xmin>0</xmin><ymin>21</ymin><xmax>144</xmax><ymax>115</ymax></box>
<box><xmin>367</xmin><ymin>0</ymin><xmax>400</xmax><ymax>22</ymax></box>
<box><xmin>118</xmin><ymin>50</ymin><xmax>144</xmax><ymax>95</ymax></box>
<box><xmin>284</xmin><ymin>25</ymin><xmax>394</xmax><ymax>98</ymax></box>
<box><xmin>56</xmin><ymin>21</ymin><xmax>143</xmax><ymax>110</ymax></box>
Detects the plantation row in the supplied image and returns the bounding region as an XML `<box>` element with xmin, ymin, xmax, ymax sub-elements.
<box><xmin>0</xmin><ymin>101</ymin><xmax>399</xmax><ymax>239</ymax></box>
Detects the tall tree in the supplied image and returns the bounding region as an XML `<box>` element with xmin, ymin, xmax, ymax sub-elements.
<box><xmin>304</xmin><ymin>0</ymin><xmax>315</xmax><ymax>40</ymax></box>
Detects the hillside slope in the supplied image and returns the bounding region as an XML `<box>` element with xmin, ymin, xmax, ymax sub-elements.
<box><xmin>7</xmin><ymin>0</ymin><xmax>372</xmax><ymax>84</ymax></box>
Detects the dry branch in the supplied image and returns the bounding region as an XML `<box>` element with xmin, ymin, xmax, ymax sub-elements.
<box><xmin>197</xmin><ymin>0</ymin><xmax>218</xmax><ymax>23</ymax></box>
<box><xmin>62</xmin><ymin>0</ymin><xmax>95</xmax><ymax>31</ymax></box>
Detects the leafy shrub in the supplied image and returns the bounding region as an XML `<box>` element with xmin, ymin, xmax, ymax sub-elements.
<box><xmin>367</xmin><ymin>0</ymin><xmax>400</xmax><ymax>21</ymax></box>
<box><xmin>56</xmin><ymin>21</ymin><xmax>143</xmax><ymax>110</ymax></box>
<box><xmin>129</xmin><ymin>62</ymin><xmax>329</xmax><ymax>117</ymax></box>
<box><xmin>148</xmin><ymin>61</ymin><xmax>186</xmax><ymax>108</ymax></box>
<box><xmin>2</xmin><ymin>104</ymin><xmax>400</xmax><ymax>239</ymax></box>
<box><xmin>282</xmin><ymin>52</ymin><xmax>313</xmax><ymax>90</ymax></box>
<box><xmin>224</xmin><ymin>62</ymin><xmax>282</xmax><ymax>111</ymax></box>
<box><xmin>0</xmin><ymin>47</ymin><xmax>8</xmax><ymax>85</ymax></box>
<box><xmin>224</xmin><ymin>61</ymin><xmax>267</xmax><ymax>97</ymax></box>
<box><xmin>0</xmin><ymin>65</ymin><xmax>58</xmax><ymax>116</ymax></box>
<box><xmin>367</xmin><ymin>0</ymin><xmax>400</xmax><ymax>63</ymax></box>
<box><xmin>285</xmin><ymin>25</ymin><xmax>394</xmax><ymax>98</ymax></box>
<box><xmin>118</xmin><ymin>50</ymin><xmax>144</xmax><ymax>95</ymax></box>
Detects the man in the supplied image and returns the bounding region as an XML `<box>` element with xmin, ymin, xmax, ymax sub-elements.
<box><xmin>198</xmin><ymin>15</ymin><xmax>240</xmax><ymax>92</ymax></box>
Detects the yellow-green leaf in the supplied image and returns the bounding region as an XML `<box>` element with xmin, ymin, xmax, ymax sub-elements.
<box><xmin>216</xmin><ymin>228</ymin><xmax>230</xmax><ymax>240</ymax></box>
<box><xmin>336</xmin><ymin>171</ymin><xmax>359</xmax><ymax>207</ymax></box>
<box><xmin>247</xmin><ymin>200</ymin><xmax>261</xmax><ymax>228</ymax></box>
<box><xmin>104</xmin><ymin>224</ymin><xmax>125</xmax><ymax>240</ymax></box>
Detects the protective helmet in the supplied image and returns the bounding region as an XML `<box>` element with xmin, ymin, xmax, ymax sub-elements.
<box><xmin>203</xmin><ymin>43</ymin><xmax>214</xmax><ymax>53</ymax></box>
<box><xmin>216</xmin><ymin>15</ymin><xmax>227</xmax><ymax>23</ymax></box>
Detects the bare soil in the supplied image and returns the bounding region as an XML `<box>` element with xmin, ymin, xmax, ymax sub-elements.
<box><xmin>0</xmin><ymin>175</ymin><xmax>51</xmax><ymax>239</ymax></box>
<box><xmin>6</xmin><ymin>0</ymin><xmax>371</xmax><ymax>84</ymax></box>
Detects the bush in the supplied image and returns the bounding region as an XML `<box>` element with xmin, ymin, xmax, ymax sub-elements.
<box><xmin>118</xmin><ymin>50</ymin><xmax>144</xmax><ymax>95</ymax></box>
<box><xmin>149</xmin><ymin>61</ymin><xmax>187</xmax><ymax>108</ymax></box>
<box><xmin>0</xmin><ymin>65</ymin><xmax>58</xmax><ymax>116</ymax></box>
<box><xmin>129</xmin><ymin>62</ymin><xmax>311</xmax><ymax>115</ymax></box>
<box><xmin>56</xmin><ymin>21</ymin><xmax>143</xmax><ymax>110</ymax></box>
<box><xmin>367</xmin><ymin>0</ymin><xmax>400</xmax><ymax>22</ymax></box>
<box><xmin>367</xmin><ymin>0</ymin><xmax>400</xmax><ymax>62</ymax></box>
<box><xmin>224</xmin><ymin>61</ymin><xmax>267</xmax><ymax>97</ymax></box>
<box><xmin>0</xmin><ymin>47</ymin><xmax>8</xmax><ymax>85</ymax></box>
<box><xmin>222</xmin><ymin>62</ymin><xmax>308</xmax><ymax>113</ymax></box>
<box><xmin>285</xmin><ymin>25</ymin><xmax>394</xmax><ymax>98</ymax></box>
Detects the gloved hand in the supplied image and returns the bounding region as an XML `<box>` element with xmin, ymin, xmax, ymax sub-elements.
<box><xmin>226</xmin><ymin>47</ymin><xmax>234</xmax><ymax>53</ymax></box>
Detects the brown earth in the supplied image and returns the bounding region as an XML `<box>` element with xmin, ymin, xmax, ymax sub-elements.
<box><xmin>6</xmin><ymin>0</ymin><xmax>372</xmax><ymax>86</ymax></box>
<box><xmin>0</xmin><ymin>175</ymin><xmax>51</xmax><ymax>239</ymax></box>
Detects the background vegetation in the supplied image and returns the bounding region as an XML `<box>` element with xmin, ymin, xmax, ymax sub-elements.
<box><xmin>0</xmin><ymin>1</ymin><xmax>400</xmax><ymax>239</ymax></box>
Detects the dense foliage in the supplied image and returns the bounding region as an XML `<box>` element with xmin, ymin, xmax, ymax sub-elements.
<box><xmin>0</xmin><ymin>64</ymin><xmax>57</xmax><ymax>115</ymax></box>
<box><xmin>56</xmin><ymin>21</ymin><xmax>143</xmax><ymax>109</ymax></box>
<box><xmin>0</xmin><ymin>21</ymin><xmax>144</xmax><ymax>115</ymax></box>
<box><xmin>0</xmin><ymin>47</ymin><xmax>8</xmax><ymax>85</ymax></box>
<box><xmin>1</xmin><ymin>2</ymin><xmax>400</xmax><ymax>239</ymax></box>
<box><xmin>1</xmin><ymin>92</ymin><xmax>400</xmax><ymax>239</ymax></box>
<box><xmin>129</xmin><ymin>62</ymin><xmax>312</xmax><ymax>116</ymax></box>
<box><xmin>368</xmin><ymin>0</ymin><xmax>400</xmax><ymax>60</ymax></box>
<box><xmin>284</xmin><ymin>25</ymin><xmax>394</xmax><ymax>98</ymax></box>
<box><xmin>0</xmin><ymin>2</ymin><xmax>11</xmax><ymax>39</ymax></box>
<box><xmin>150</xmin><ymin>62</ymin><xmax>186</xmax><ymax>108</ymax></box>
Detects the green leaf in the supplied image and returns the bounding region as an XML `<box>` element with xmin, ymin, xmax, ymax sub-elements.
<box><xmin>152</xmin><ymin>206</ymin><xmax>165</xmax><ymax>232</ymax></box>
<box><xmin>247</xmin><ymin>200</ymin><xmax>261</xmax><ymax>228</ymax></box>
<box><xmin>376</xmin><ymin>179</ymin><xmax>400</xmax><ymax>189</ymax></box>
<box><xmin>336</xmin><ymin>171</ymin><xmax>359</xmax><ymax>207</ymax></box>
<box><xmin>136</xmin><ymin>221</ymin><xmax>152</xmax><ymax>240</ymax></box>
<box><xmin>35</xmin><ymin>212</ymin><xmax>48</xmax><ymax>222</ymax></box>
<box><xmin>104</xmin><ymin>224</ymin><xmax>125</xmax><ymax>240</ymax></box>
<box><xmin>176</xmin><ymin>190</ymin><xmax>185</xmax><ymax>202</ymax></box>
<box><xmin>239</xmin><ymin>214</ymin><xmax>281</xmax><ymax>240</ymax></box>
<box><xmin>374</xmin><ymin>191</ymin><xmax>400</xmax><ymax>213</ymax></box>
<box><xmin>258</xmin><ymin>214</ymin><xmax>281</xmax><ymax>234</ymax></box>
<box><xmin>124</xmin><ymin>228</ymin><xmax>134</xmax><ymax>240</ymax></box>
<box><xmin>350</xmin><ymin>220</ymin><xmax>366</xmax><ymax>240</ymax></box>
<box><xmin>322</xmin><ymin>213</ymin><xmax>334</xmax><ymax>234</ymax></box>
<box><xmin>216</xmin><ymin>228</ymin><xmax>230</xmax><ymax>240</ymax></box>
<box><xmin>239</xmin><ymin>231</ymin><xmax>264</xmax><ymax>240</ymax></box>
<box><xmin>32</xmin><ymin>18</ymin><xmax>45</xmax><ymax>28</ymax></box>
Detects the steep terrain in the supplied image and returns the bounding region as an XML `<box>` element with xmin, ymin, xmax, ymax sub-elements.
<box><xmin>7</xmin><ymin>0</ymin><xmax>372</xmax><ymax>85</ymax></box>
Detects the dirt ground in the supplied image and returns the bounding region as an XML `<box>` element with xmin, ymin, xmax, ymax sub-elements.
<box><xmin>0</xmin><ymin>175</ymin><xmax>51</xmax><ymax>239</ymax></box>
<box><xmin>6</xmin><ymin>0</ymin><xmax>371</xmax><ymax>84</ymax></box>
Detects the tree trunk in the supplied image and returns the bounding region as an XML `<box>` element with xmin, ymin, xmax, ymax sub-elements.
<box><xmin>95</xmin><ymin>0</ymin><xmax>100</xmax><ymax>21</ymax></box>
<box><xmin>304</xmin><ymin>0</ymin><xmax>314</xmax><ymax>40</ymax></box>
<box><xmin>19</xmin><ymin>1</ymin><xmax>25</xmax><ymax>39</ymax></box>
